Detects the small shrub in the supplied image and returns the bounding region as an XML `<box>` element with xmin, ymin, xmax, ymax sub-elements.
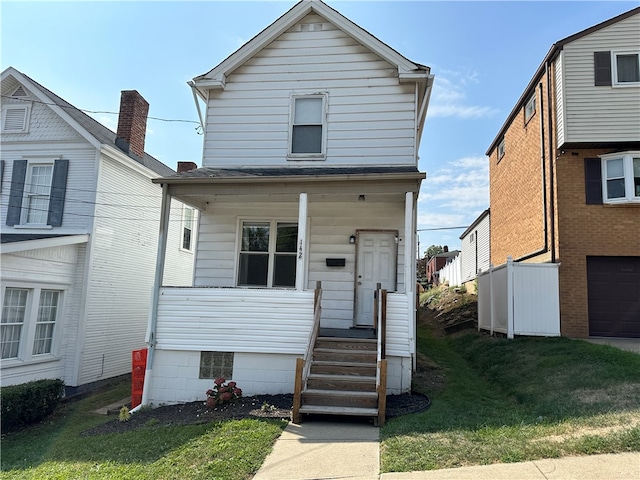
<box><xmin>261</xmin><ymin>402</ymin><xmax>276</xmax><ymax>412</ymax></box>
<box><xmin>119</xmin><ymin>405</ymin><xmax>130</xmax><ymax>422</ymax></box>
<box><xmin>1</xmin><ymin>379</ymin><xmax>64</xmax><ymax>433</ymax></box>
<box><xmin>206</xmin><ymin>378</ymin><xmax>242</xmax><ymax>408</ymax></box>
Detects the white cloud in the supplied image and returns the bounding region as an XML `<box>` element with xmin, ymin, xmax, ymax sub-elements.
<box><xmin>428</xmin><ymin>70</ymin><xmax>498</xmax><ymax>119</ymax></box>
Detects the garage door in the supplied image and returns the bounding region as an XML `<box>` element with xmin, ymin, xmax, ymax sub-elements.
<box><xmin>587</xmin><ymin>256</ymin><xmax>640</xmax><ymax>338</ymax></box>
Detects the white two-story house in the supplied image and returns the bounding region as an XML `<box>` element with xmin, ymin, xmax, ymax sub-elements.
<box><xmin>141</xmin><ymin>0</ymin><xmax>433</xmax><ymax>423</ymax></box>
<box><xmin>0</xmin><ymin>67</ymin><xmax>196</xmax><ymax>394</ymax></box>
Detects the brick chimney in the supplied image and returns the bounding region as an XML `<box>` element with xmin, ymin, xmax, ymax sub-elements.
<box><xmin>116</xmin><ymin>90</ymin><xmax>149</xmax><ymax>159</ymax></box>
<box><xmin>177</xmin><ymin>161</ymin><xmax>198</xmax><ymax>173</ymax></box>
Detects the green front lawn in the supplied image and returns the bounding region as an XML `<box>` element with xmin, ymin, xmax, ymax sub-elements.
<box><xmin>1</xmin><ymin>382</ymin><xmax>287</xmax><ymax>479</ymax></box>
<box><xmin>380</xmin><ymin>323</ymin><xmax>640</xmax><ymax>472</ymax></box>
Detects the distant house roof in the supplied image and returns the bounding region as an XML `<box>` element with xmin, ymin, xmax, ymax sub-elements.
<box><xmin>1</xmin><ymin>67</ymin><xmax>175</xmax><ymax>177</ymax></box>
<box><xmin>460</xmin><ymin>209</ymin><xmax>490</xmax><ymax>239</ymax></box>
<box><xmin>486</xmin><ymin>6</ymin><xmax>640</xmax><ymax>155</ymax></box>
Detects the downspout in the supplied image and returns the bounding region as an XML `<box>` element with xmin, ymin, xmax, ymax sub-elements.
<box><xmin>546</xmin><ymin>60</ymin><xmax>557</xmax><ymax>263</ymax></box>
<box><xmin>133</xmin><ymin>183</ymin><xmax>171</xmax><ymax>413</ymax></box>
<box><xmin>514</xmin><ymin>77</ymin><xmax>549</xmax><ymax>262</ymax></box>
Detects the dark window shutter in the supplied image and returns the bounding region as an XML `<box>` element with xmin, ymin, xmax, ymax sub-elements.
<box><xmin>594</xmin><ymin>51</ymin><xmax>612</xmax><ymax>86</ymax></box>
<box><xmin>6</xmin><ymin>160</ymin><xmax>27</xmax><ymax>226</ymax></box>
<box><xmin>584</xmin><ymin>158</ymin><xmax>603</xmax><ymax>205</ymax></box>
<box><xmin>47</xmin><ymin>159</ymin><xmax>69</xmax><ymax>227</ymax></box>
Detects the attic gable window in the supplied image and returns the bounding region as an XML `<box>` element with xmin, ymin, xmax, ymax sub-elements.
<box><xmin>289</xmin><ymin>94</ymin><xmax>327</xmax><ymax>160</ymax></box>
<box><xmin>497</xmin><ymin>138</ymin><xmax>506</xmax><ymax>161</ymax></box>
<box><xmin>2</xmin><ymin>105</ymin><xmax>31</xmax><ymax>133</ymax></box>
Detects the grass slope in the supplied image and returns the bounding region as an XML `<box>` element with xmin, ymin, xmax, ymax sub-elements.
<box><xmin>1</xmin><ymin>382</ymin><xmax>287</xmax><ymax>479</ymax></box>
<box><xmin>381</xmin><ymin>323</ymin><xmax>640</xmax><ymax>472</ymax></box>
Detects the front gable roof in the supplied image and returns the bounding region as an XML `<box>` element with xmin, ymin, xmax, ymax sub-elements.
<box><xmin>1</xmin><ymin>67</ymin><xmax>174</xmax><ymax>177</ymax></box>
<box><xmin>191</xmin><ymin>0</ymin><xmax>430</xmax><ymax>95</ymax></box>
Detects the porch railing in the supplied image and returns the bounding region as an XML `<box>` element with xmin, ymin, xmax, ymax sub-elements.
<box><xmin>375</xmin><ymin>283</ymin><xmax>388</xmax><ymax>426</ymax></box>
<box><xmin>292</xmin><ymin>281</ymin><xmax>322</xmax><ymax>423</ymax></box>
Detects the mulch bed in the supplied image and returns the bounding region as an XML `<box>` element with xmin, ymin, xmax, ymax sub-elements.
<box><xmin>82</xmin><ymin>392</ymin><xmax>430</xmax><ymax>436</ymax></box>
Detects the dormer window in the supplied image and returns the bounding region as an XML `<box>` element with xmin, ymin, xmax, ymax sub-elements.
<box><xmin>288</xmin><ymin>94</ymin><xmax>327</xmax><ymax>160</ymax></box>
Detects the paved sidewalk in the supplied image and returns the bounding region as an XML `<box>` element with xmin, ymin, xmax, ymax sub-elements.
<box><xmin>253</xmin><ymin>419</ymin><xmax>639</xmax><ymax>480</ymax></box>
<box><xmin>253</xmin><ymin>420</ymin><xmax>379</xmax><ymax>480</ymax></box>
<box><xmin>381</xmin><ymin>452</ymin><xmax>640</xmax><ymax>479</ymax></box>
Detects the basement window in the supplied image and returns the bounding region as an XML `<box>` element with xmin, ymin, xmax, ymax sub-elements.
<box><xmin>199</xmin><ymin>351</ymin><xmax>234</xmax><ymax>379</ymax></box>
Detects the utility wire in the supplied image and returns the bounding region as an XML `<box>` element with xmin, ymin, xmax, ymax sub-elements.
<box><xmin>1</xmin><ymin>95</ymin><xmax>200</xmax><ymax>125</ymax></box>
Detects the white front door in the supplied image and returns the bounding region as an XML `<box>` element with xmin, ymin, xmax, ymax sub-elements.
<box><xmin>355</xmin><ymin>231</ymin><xmax>397</xmax><ymax>326</ymax></box>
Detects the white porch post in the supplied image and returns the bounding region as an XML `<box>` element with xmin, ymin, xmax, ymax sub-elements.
<box><xmin>140</xmin><ymin>183</ymin><xmax>171</xmax><ymax>407</ymax></box>
<box><xmin>404</xmin><ymin>192</ymin><xmax>416</xmax><ymax>365</ymax></box>
<box><xmin>296</xmin><ymin>192</ymin><xmax>308</xmax><ymax>291</ymax></box>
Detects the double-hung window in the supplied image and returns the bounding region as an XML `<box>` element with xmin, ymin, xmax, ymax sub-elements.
<box><xmin>289</xmin><ymin>94</ymin><xmax>327</xmax><ymax>159</ymax></box>
<box><xmin>601</xmin><ymin>152</ymin><xmax>640</xmax><ymax>203</ymax></box>
<box><xmin>237</xmin><ymin>221</ymin><xmax>298</xmax><ymax>288</ymax></box>
<box><xmin>1</xmin><ymin>286</ymin><xmax>62</xmax><ymax>361</ymax></box>
<box><xmin>24</xmin><ymin>163</ymin><xmax>53</xmax><ymax>225</ymax></box>
<box><xmin>181</xmin><ymin>206</ymin><xmax>195</xmax><ymax>252</ymax></box>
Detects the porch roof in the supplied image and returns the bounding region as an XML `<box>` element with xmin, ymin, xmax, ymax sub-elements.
<box><xmin>153</xmin><ymin>166</ymin><xmax>424</xmax><ymax>184</ymax></box>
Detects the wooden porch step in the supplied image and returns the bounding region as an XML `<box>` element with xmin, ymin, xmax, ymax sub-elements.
<box><xmin>302</xmin><ymin>389</ymin><xmax>378</xmax><ymax>408</ymax></box>
<box><xmin>298</xmin><ymin>405</ymin><xmax>378</xmax><ymax>417</ymax></box>
<box><xmin>310</xmin><ymin>361</ymin><xmax>377</xmax><ymax>376</ymax></box>
<box><xmin>313</xmin><ymin>348</ymin><xmax>377</xmax><ymax>363</ymax></box>
<box><xmin>307</xmin><ymin>373</ymin><xmax>376</xmax><ymax>391</ymax></box>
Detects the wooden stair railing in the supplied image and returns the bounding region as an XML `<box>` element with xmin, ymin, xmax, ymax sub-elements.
<box><xmin>293</xmin><ymin>282</ymin><xmax>388</xmax><ymax>426</ymax></box>
<box><xmin>375</xmin><ymin>283</ymin><xmax>388</xmax><ymax>427</ymax></box>
<box><xmin>292</xmin><ymin>281</ymin><xmax>322</xmax><ymax>423</ymax></box>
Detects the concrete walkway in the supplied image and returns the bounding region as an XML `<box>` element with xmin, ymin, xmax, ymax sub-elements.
<box><xmin>254</xmin><ymin>419</ymin><xmax>639</xmax><ymax>480</ymax></box>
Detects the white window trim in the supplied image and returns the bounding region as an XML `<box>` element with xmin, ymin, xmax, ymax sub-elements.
<box><xmin>497</xmin><ymin>138</ymin><xmax>506</xmax><ymax>161</ymax></box>
<box><xmin>2</xmin><ymin>104</ymin><xmax>31</xmax><ymax>133</ymax></box>
<box><xmin>180</xmin><ymin>205</ymin><xmax>195</xmax><ymax>253</ymax></box>
<box><xmin>287</xmin><ymin>92</ymin><xmax>328</xmax><ymax>161</ymax></box>
<box><xmin>1</xmin><ymin>284</ymin><xmax>66</xmax><ymax>366</ymax></box>
<box><xmin>524</xmin><ymin>94</ymin><xmax>536</xmax><ymax>124</ymax></box>
<box><xmin>235</xmin><ymin>218</ymin><xmax>298</xmax><ymax>288</ymax></box>
<box><xmin>21</xmin><ymin>161</ymin><xmax>54</xmax><ymax>226</ymax></box>
<box><xmin>600</xmin><ymin>151</ymin><xmax>640</xmax><ymax>204</ymax></box>
<box><xmin>611</xmin><ymin>50</ymin><xmax>640</xmax><ymax>87</ymax></box>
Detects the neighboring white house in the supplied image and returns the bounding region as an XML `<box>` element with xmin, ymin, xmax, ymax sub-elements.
<box><xmin>0</xmin><ymin>67</ymin><xmax>197</xmax><ymax>394</ymax></box>
<box><xmin>142</xmin><ymin>0</ymin><xmax>434</xmax><ymax>414</ymax></box>
<box><xmin>459</xmin><ymin>209</ymin><xmax>490</xmax><ymax>293</ymax></box>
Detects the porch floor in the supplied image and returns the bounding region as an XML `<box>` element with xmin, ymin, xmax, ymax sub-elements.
<box><xmin>319</xmin><ymin>327</ymin><xmax>376</xmax><ymax>339</ymax></box>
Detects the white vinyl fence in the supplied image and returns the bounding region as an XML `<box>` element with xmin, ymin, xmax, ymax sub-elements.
<box><xmin>437</xmin><ymin>255</ymin><xmax>462</xmax><ymax>287</ymax></box>
<box><xmin>477</xmin><ymin>257</ymin><xmax>560</xmax><ymax>338</ymax></box>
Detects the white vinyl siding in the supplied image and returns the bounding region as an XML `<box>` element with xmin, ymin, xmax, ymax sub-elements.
<box><xmin>78</xmin><ymin>156</ymin><xmax>192</xmax><ymax>385</ymax></box>
<box><xmin>555</xmin><ymin>52</ymin><xmax>566</xmax><ymax>146</ymax></box>
<box><xmin>559</xmin><ymin>12</ymin><xmax>640</xmax><ymax>143</ymax></box>
<box><xmin>156</xmin><ymin>288</ymin><xmax>314</xmax><ymax>353</ymax></box>
<box><xmin>203</xmin><ymin>13</ymin><xmax>416</xmax><ymax>167</ymax></box>
<box><xmin>194</xmin><ymin>197</ymin><xmax>406</xmax><ymax>329</ymax></box>
<box><xmin>0</xmin><ymin>146</ymin><xmax>97</xmax><ymax>234</ymax></box>
<box><xmin>460</xmin><ymin>213</ymin><xmax>491</xmax><ymax>283</ymax></box>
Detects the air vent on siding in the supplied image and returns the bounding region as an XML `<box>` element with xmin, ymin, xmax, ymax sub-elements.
<box><xmin>11</xmin><ymin>86</ymin><xmax>28</xmax><ymax>97</ymax></box>
<box><xmin>300</xmin><ymin>23</ymin><xmax>323</xmax><ymax>32</ymax></box>
<box><xmin>3</xmin><ymin>107</ymin><xmax>28</xmax><ymax>132</ymax></box>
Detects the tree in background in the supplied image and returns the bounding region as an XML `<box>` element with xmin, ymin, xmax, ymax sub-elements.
<box><xmin>425</xmin><ymin>245</ymin><xmax>444</xmax><ymax>259</ymax></box>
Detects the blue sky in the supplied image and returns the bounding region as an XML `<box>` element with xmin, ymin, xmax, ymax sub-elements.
<box><xmin>2</xmin><ymin>0</ymin><xmax>637</xmax><ymax>255</ymax></box>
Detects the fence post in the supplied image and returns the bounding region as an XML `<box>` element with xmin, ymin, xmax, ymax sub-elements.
<box><xmin>489</xmin><ymin>263</ymin><xmax>495</xmax><ymax>335</ymax></box>
<box><xmin>507</xmin><ymin>256</ymin><xmax>514</xmax><ymax>339</ymax></box>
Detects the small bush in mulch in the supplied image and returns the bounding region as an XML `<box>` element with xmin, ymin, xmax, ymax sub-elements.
<box><xmin>82</xmin><ymin>392</ymin><xmax>430</xmax><ymax>436</ymax></box>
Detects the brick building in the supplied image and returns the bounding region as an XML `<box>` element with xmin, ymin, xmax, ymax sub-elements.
<box><xmin>486</xmin><ymin>7</ymin><xmax>640</xmax><ymax>338</ymax></box>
